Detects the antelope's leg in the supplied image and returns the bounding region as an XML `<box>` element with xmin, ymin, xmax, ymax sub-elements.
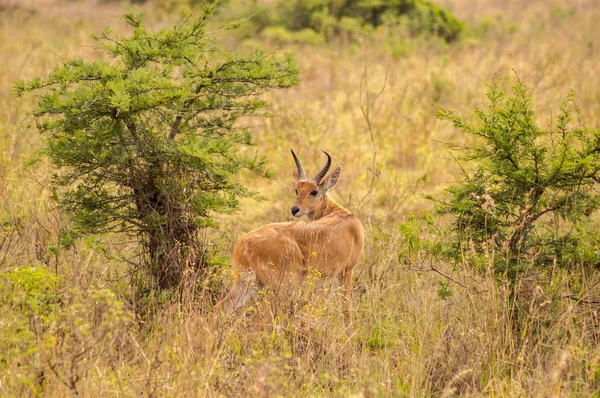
<box><xmin>340</xmin><ymin>268</ymin><xmax>353</xmax><ymax>324</ymax></box>
<box><xmin>223</xmin><ymin>270</ymin><xmax>258</xmax><ymax>312</ymax></box>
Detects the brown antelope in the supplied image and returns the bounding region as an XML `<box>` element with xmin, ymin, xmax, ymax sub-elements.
<box><xmin>222</xmin><ymin>150</ymin><xmax>364</xmax><ymax>322</ymax></box>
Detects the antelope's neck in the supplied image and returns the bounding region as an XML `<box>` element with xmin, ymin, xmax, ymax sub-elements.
<box><xmin>309</xmin><ymin>195</ymin><xmax>348</xmax><ymax>221</ymax></box>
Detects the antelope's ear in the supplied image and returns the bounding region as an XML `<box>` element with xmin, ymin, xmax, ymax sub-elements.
<box><xmin>322</xmin><ymin>166</ymin><xmax>341</xmax><ymax>194</ymax></box>
<box><xmin>293</xmin><ymin>167</ymin><xmax>299</xmax><ymax>182</ymax></box>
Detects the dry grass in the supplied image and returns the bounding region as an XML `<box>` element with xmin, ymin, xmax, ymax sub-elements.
<box><xmin>1</xmin><ymin>0</ymin><xmax>600</xmax><ymax>396</ymax></box>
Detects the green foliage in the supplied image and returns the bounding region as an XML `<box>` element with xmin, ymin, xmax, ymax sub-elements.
<box><xmin>40</xmin><ymin>289</ymin><xmax>131</xmax><ymax>395</ymax></box>
<box><xmin>217</xmin><ymin>0</ymin><xmax>463</xmax><ymax>44</ymax></box>
<box><xmin>397</xmin><ymin>210</ymin><xmax>443</xmax><ymax>265</ymax></box>
<box><xmin>0</xmin><ymin>269</ymin><xmax>131</xmax><ymax>395</ymax></box>
<box><xmin>436</xmin><ymin>78</ymin><xmax>600</xmax><ymax>280</ymax></box>
<box><xmin>367</xmin><ymin>322</ymin><xmax>395</xmax><ymax>350</ymax></box>
<box><xmin>15</xmin><ymin>4</ymin><xmax>299</xmax><ymax>289</ymax></box>
<box><xmin>0</xmin><ymin>266</ymin><xmax>59</xmax><ymax>393</ymax></box>
<box><xmin>436</xmin><ymin>280</ymin><xmax>452</xmax><ymax>300</ymax></box>
<box><xmin>1</xmin><ymin>266</ymin><xmax>58</xmax><ymax>317</ymax></box>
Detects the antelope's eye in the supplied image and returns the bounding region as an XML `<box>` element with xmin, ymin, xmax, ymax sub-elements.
<box><xmin>295</xmin><ymin>189</ymin><xmax>298</xmax><ymax>195</ymax></box>
<box><xmin>310</xmin><ymin>190</ymin><xmax>318</xmax><ymax>196</ymax></box>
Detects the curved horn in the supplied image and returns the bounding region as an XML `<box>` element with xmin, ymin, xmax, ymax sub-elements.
<box><xmin>312</xmin><ymin>151</ymin><xmax>331</xmax><ymax>184</ymax></box>
<box><xmin>291</xmin><ymin>149</ymin><xmax>307</xmax><ymax>181</ymax></box>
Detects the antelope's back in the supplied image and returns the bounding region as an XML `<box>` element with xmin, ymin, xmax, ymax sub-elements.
<box><xmin>302</xmin><ymin>212</ymin><xmax>364</xmax><ymax>278</ymax></box>
<box><xmin>231</xmin><ymin>222</ymin><xmax>304</xmax><ymax>283</ymax></box>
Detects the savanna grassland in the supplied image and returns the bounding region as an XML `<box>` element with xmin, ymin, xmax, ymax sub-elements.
<box><xmin>1</xmin><ymin>0</ymin><xmax>600</xmax><ymax>396</ymax></box>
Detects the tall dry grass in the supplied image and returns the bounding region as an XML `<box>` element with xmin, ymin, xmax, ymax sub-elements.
<box><xmin>1</xmin><ymin>0</ymin><xmax>600</xmax><ymax>396</ymax></box>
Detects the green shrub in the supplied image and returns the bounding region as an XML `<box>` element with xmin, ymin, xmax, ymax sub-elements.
<box><xmin>0</xmin><ymin>266</ymin><xmax>58</xmax><ymax>317</ymax></box>
<box><xmin>217</xmin><ymin>0</ymin><xmax>463</xmax><ymax>44</ymax></box>
<box><xmin>0</xmin><ymin>266</ymin><xmax>59</xmax><ymax>393</ymax></box>
<box><xmin>39</xmin><ymin>289</ymin><xmax>131</xmax><ymax>396</ymax></box>
<box><xmin>435</xmin><ymin>78</ymin><xmax>600</xmax><ymax>281</ymax></box>
<box><xmin>0</xmin><ymin>269</ymin><xmax>131</xmax><ymax>396</ymax></box>
<box><xmin>15</xmin><ymin>4</ymin><xmax>299</xmax><ymax>290</ymax></box>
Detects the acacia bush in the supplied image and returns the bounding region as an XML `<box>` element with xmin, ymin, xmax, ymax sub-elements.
<box><xmin>435</xmin><ymin>78</ymin><xmax>600</xmax><ymax>281</ymax></box>
<box><xmin>15</xmin><ymin>4</ymin><xmax>299</xmax><ymax>291</ymax></box>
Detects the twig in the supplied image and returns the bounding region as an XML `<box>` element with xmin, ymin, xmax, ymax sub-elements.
<box><xmin>407</xmin><ymin>257</ymin><xmax>483</xmax><ymax>292</ymax></box>
<box><xmin>561</xmin><ymin>279</ymin><xmax>600</xmax><ymax>306</ymax></box>
<box><xmin>561</xmin><ymin>295</ymin><xmax>600</xmax><ymax>306</ymax></box>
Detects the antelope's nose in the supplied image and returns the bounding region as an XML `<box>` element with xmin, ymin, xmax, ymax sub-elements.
<box><xmin>291</xmin><ymin>205</ymin><xmax>300</xmax><ymax>216</ymax></box>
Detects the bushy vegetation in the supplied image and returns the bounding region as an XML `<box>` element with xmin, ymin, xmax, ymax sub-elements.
<box><xmin>215</xmin><ymin>0</ymin><xmax>463</xmax><ymax>44</ymax></box>
<box><xmin>436</xmin><ymin>78</ymin><xmax>600</xmax><ymax>281</ymax></box>
<box><xmin>1</xmin><ymin>0</ymin><xmax>600</xmax><ymax>396</ymax></box>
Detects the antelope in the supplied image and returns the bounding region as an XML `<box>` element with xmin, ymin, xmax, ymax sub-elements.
<box><xmin>222</xmin><ymin>150</ymin><xmax>364</xmax><ymax>322</ymax></box>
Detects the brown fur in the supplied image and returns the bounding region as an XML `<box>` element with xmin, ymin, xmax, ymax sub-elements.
<box><xmin>223</xmin><ymin>164</ymin><xmax>364</xmax><ymax>322</ymax></box>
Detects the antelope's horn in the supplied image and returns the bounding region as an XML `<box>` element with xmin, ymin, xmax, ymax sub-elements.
<box><xmin>312</xmin><ymin>151</ymin><xmax>331</xmax><ymax>184</ymax></box>
<box><xmin>291</xmin><ymin>149</ymin><xmax>307</xmax><ymax>181</ymax></box>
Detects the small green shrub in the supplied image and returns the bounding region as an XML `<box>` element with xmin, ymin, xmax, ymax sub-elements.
<box><xmin>435</xmin><ymin>77</ymin><xmax>600</xmax><ymax>281</ymax></box>
<box><xmin>0</xmin><ymin>266</ymin><xmax>59</xmax><ymax>393</ymax></box>
<box><xmin>1</xmin><ymin>267</ymin><xmax>131</xmax><ymax>395</ymax></box>
<box><xmin>0</xmin><ymin>266</ymin><xmax>58</xmax><ymax>318</ymax></box>
<box><xmin>40</xmin><ymin>289</ymin><xmax>131</xmax><ymax>396</ymax></box>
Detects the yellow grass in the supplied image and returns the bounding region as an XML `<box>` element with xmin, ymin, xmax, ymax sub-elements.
<box><xmin>1</xmin><ymin>0</ymin><xmax>600</xmax><ymax>396</ymax></box>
